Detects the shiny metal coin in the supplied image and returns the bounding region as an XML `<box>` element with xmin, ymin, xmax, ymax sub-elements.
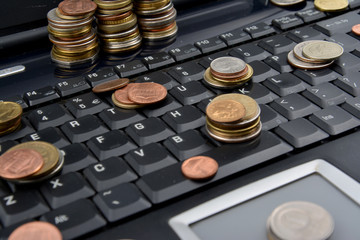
<box><xmin>210</xmin><ymin>57</ymin><xmax>247</xmax><ymax>77</ymax></box>
<box><xmin>302</xmin><ymin>41</ymin><xmax>344</xmax><ymax>61</ymax></box>
<box><xmin>287</xmin><ymin>50</ymin><xmax>333</xmax><ymax>70</ymax></box>
<box><xmin>314</xmin><ymin>0</ymin><xmax>349</xmax><ymax>12</ymax></box>
<box><xmin>293</xmin><ymin>40</ymin><xmax>329</xmax><ymax>63</ymax></box>
<box><xmin>270</xmin><ymin>0</ymin><xmax>305</xmax><ymax>6</ymax></box>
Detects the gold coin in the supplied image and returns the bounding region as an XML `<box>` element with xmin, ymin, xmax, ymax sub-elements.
<box><xmin>8</xmin><ymin>142</ymin><xmax>60</xmax><ymax>178</ymax></box>
<box><xmin>94</xmin><ymin>0</ymin><xmax>132</xmax><ymax>10</ymax></box>
<box><xmin>0</xmin><ymin>120</ymin><xmax>22</xmax><ymax>137</ymax></box>
<box><xmin>302</xmin><ymin>41</ymin><xmax>344</xmax><ymax>61</ymax></box>
<box><xmin>206</xmin><ymin>122</ymin><xmax>262</xmax><ymax>143</ymax></box>
<box><xmin>207</xmin><ymin>117</ymin><xmax>261</xmax><ymax>134</ymax></box>
<box><xmin>206</xmin><ymin>99</ymin><xmax>246</xmax><ymax>123</ymax></box>
<box><xmin>0</xmin><ymin>102</ymin><xmax>23</xmax><ymax>127</ymax></box>
<box><xmin>314</xmin><ymin>0</ymin><xmax>349</xmax><ymax>12</ymax></box>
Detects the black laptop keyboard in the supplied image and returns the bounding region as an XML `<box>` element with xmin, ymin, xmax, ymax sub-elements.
<box><xmin>1</xmin><ymin>3</ymin><xmax>360</xmax><ymax>239</ymax></box>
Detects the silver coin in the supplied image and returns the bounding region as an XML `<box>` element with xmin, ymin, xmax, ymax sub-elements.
<box><xmin>270</xmin><ymin>0</ymin><xmax>305</xmax><ymax>6</ymax></box>
<box><xmin>287</xmin><ymin>50</ymin><xmax>333</xmax><ymax>70</ymax></box>
<box><xmin>210</xmin><ymin>57</ymin><xmax>247</xmax><ymax>75</ymax></box>
<box><xmin>302</xmin><ymin>41</ymin><xmax>344</xmax><ymax>61</ymax></box>
<box><xmin>267</xmin><ymin>201</ymin><xmax>334</xmax><ymax>240</ymax></box>
<box><xmin>293</xmin><ymin>40</ymin><xmax>329</xmax><ymax>63</ymax></box>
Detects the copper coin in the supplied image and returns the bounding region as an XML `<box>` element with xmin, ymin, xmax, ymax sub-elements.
<box><xmin>0</xmin><ymin>149</ymin><xmax>44</xmax><ymax>180</ymax></box>
<box><xmin>352</xmin><ymin>24</ymin><xmax>360</xmax><ymax>36</ymax></box>
<box><xmin>181</xmin><ymin>156</ymin><xmax>218</xmax><ymax>180</ymax></box>
<box><xmin>92</xmin><ymin>78</ymin><xmax>129</xmax><ymax>93</ymax></box>
<box><xmin>206</xmin><ymin>99</ymin><xmax>246</xmax><ymax>123</ymax></box>
<box><xmin>127</xmin><ymin>82</ymin><xmax>167</xmax><ymax>104</ymax></box>
<box><xmin>114</xmin><ymin>83</ymin><xmax>137</xmax><ymax>105</ymax></box>
<box><xmin>9</xmin><ymin>221</ymin><xmax>62</xmax><ymax>240</ymax></box>
<box><xmin>59</xmin><ymin>0</ymin><xmax>97</xmax><ymax>16</ymax></box>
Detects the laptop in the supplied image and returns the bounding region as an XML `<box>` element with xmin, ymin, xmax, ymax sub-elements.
<box><xmin>1</xmin><ymin>0</ymin><xmax>360</xmax><ymax>239</ymax></box>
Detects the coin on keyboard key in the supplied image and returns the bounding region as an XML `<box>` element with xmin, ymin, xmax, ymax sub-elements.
<box><xmin>210</xmin><ymin>56</ymin><xmax>247</xmax><ymax>79</ymax></box>
<box><xmin>0</xmin><ymin>149</ymin><xmax>44</xmax><ymax>180</ymax></box>
<box><xmin>92</xmin><ymin>78</ymin><xmax>129</xmax><ymax>93</ymax></box>
<box><xmin>270</xmin><ymin>0</ymin><xmax>305</xmax><ymax>6</ymax></box>
<box><xmin>287</xmin><ymin>50</ymin><xmax>333</xmax><ymax>70</ymax></box>
<box><xmin>0</xmin><ymin>101</ymin><xmax>23</xmax><ymax>133</ymax></box>
<box><xmin>302</xmin><ymin>41</ymin><xmax>344</xmax><ymax>61</ymax></box>
<box><xmin>128</xmin><ymin>82</ymin><xmax>167</xmax><ymax>104</ymax></box>
<box><xmin>181</xmin><ymin>156</ymin><xmax>218</xmax><ymax>180</ymax></box>
<box><xmin>9</xmin><ymin>221</ymin><xmax>62</xmax><ymax>240</ymax></box>
<box><xmin>267</xmin><ymin>201</ymin><xmax>334</xmax><ymax>240</ymax></box>
<box><xmin>314</xmin><ymin>0</ymin><xmax>348</xmax><ymax>12</ymax></box>
<box><xmin>58</xmin><ymin>0</ymin><xmax>97</xmax><ymax>16</ymax></box>
<box><xmin>352</xmin><ymin>24</ymin><xmax>360</xmax><ymax>36</ymax></box>
<box><xmin>293</xmin><ymin>40</ymin><xmax>329</xmax><ymax>64</ymax></box>
<box><xmin>206</xmin><ymin>99</ymin><xmax>246</xmax><ymax>123</ymax></box>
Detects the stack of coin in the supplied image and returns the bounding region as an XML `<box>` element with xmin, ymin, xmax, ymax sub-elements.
<box><xmin>287</xmin><ymin>40</ymin><xmax>343</xmax><ymax>70</ymax></box>
<box><xmin>203</xmin><ymin>57</ymin><xmax>253</xmax><ymax>89</ymax></box>
<box><xmin>0</xmin><ymin>142</ymin><xmax>64</xmax><ymax>184</ymax></box>
<box><xmin>270</xmin><ymin>0</ymin><xmax>305</xmax><ymax>7</ymax></box>
<box><xmin>205</xmin><ymin>93</ymin><xmax>261</xmax><ymax>143</ymax></box>
<box><xmin>112</xmin><ymin>82</ymin><xmax>168</xmax><ymax>109</ymax></box>
<box><xmin>0</xmin><ymin>102</ymin><xmax>23</xmax><ymax>137</ymax></box>
<box><xmin>314</xmin><ymin>0</ymin><xmax>348</xmax><ymax>12</ymax></box>
<box><xmin>47</xmin><ymin>0</ymin><xmax>99</xmax><ymax>68</ymax></box>
<box><xmin>134</xmin><ymin>0</ymin><xmax>178</xmax><ymax>42</ymax></box>
<box><xmin>95</xmin><ymin>0</ymin><xmax>142</xmax><ymax>53</ymax></box>
<box><xmin>267</xmin><ymin>201</ymin><xmax>334</xmax><ymax>240</ymax></box>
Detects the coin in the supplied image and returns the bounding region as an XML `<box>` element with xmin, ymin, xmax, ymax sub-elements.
<box><xmin>58</xmin><ymin>0</ymin><xmax>97</xmax><ymax>16</ymax></box>
<box><xmin>352</xmin><ymin>24</ymin><xmax>360</xmax><ymax>36</ymax></box>
<box><xmin>92</xmin><ymin>78</ymin><xmax>129</xmax><ymax>93</ymax></box>
<box><xmin>293</xmin><ymin>41</ymin><xmax>329</xmax><ymax>63</ymax></box>
<box><xmin>206</xmin><ymin>99</ymin><xmax>246</xmax><ymax>123</ymax></box>
<box><xmin>114</xmin><ymin>83</ymin><xmax>138</xmax><ymax>105</ymax></box>
<box><xmin>210</xmin><ymin>57</ymin><xmax>247</xmax><ymax>78</ymax></box>
<box><xmin>9</xmin><ymin>221</ymin><xmax>62</xmax><ymax>240</ymax></box>
<box><xmin>0</xmin><ymin>102</ymin><xmax>23</xmax><ymax>128</ymax></box>
<box><xmin>181</xmin><ymin>156</ymin><xmax>218</xmax><ymax>180</ymax></box>
<box><xmin>127</xmin><ymin>82</ymin><xmax>167</xmax><ymax>104</ymax></box>
<box><xmin>0</xmin><ymin>149</ymin><xmax>44</xmax><ymax>180</ymax></box>
<box><xmin>302</xmin><ymin>41</ymin><xmax>344</xmax><ymax>61</ymax></box>
<box><xmin>314</xmin><ymin>0</ymin><xmax>349</xmax><ymax>12</ymax></box>
<box><xmin>287</xmin><ymin>50</ymin><xmax>333</xmax><ymax>70</ymax></box>
<box><xmin>267</xmin><ymin>201</ymin><xmax>334</xmax><ymax>240</ymax></box>
<box><xmin>270</xmin><ymin>0</ymin><xmax>305</xmax><ymax>6</ymax></box>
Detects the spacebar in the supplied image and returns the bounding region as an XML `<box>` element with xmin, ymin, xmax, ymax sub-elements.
<box><xmin>136</xmin><ymin>131</ymin><xmax>293</xmax><ymax>204</ymax></box>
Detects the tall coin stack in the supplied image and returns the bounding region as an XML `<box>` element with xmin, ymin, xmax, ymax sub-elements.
<box><xmin>0</xmin><ymin>102</ymin><xmax>23</xmax><ymax>137</ymax></box>
<box><xmin>204</xmin><ymin>57</ymin><xmax>253</xmax><ymax>89</ymax></box>
<box><xmin>134</xmin><ymin>0</ymin><xmax>178</xmax><ymax>42</ymax></box>
<box><xmin>205</xmin><ymin>93</ymin><xmax>261</xmax><ymax>143</ymax></box>
<box><xmin>47</xmin><ymin>0</ymin><xmax>99</xmax><ymax>68</ymax></box>
<box><xmin>95</xmin><ymin>0</ymin><xmax>142</xmax><ymax>53</ymax></box>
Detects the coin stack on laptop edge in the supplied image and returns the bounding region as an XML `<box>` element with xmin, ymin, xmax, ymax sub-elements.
<box><xmin>95</xmin><ymin>0</ymin><xmax>142</xmax><ymax>54</ymax></box>
<box><xmin>0</xmin><ymin>141</ymin><xmax>64</xmax><ymax>184</ymax></box>
<box><xmin>270</xmin><ymin>0</ymin><xmax>306</xmax><ymax>7</ymax></box>
<box><xmin>47</xmin><ymin>0</ymin><xmax>99</xmax><ymax>69</ymax></box>
<box><xmin>205</xmin><ymin>93</ymin><xmax>261</xmax><ymax>143</ymax></box>
<box><xmin>287</xmin><ymin>40</ymin><xmax>344</xmax><ymax>70</ymax></box>
<box><xmin>267</xmin><ymin>201</ymin><xmax>334</xmax><ymax>240</ymax></box>
<box><xmin>0</xmin><ymin>102</ymin><xmax>23</xmax><ymax>137</ymax></box>
<box><xmin>204</xmin><ymin>57</ymin><xmax>253</xmax><ymax>89</ymax></box>
<box><xmin>134</xmin><ymin>0</ymin><xmax>178</xmax><ymax>43</ymax></box>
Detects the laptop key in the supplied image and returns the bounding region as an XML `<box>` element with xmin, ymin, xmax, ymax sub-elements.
<box><xmin>229</xmin><ymin>43</ymin><xmax>271</xmax><ymax>62</ymax></box>
<box><xmin>332</xmin><ymin>52</ymin><xmax>360</xmax><ymax>75</ymax></box>
<box><xmin>303</xmin><ymin>83</ymin><xmax>349</xmax><ymax>108</ymax></box>
<box><xmin>342</xmin><ymin>96</ymin><xmax>360</xmax><ymax>118</ymax></box>
<box><xmin>0</xmin><ymin>140</ymin><xmax>17</xmax><ymax>155</ymax></box>
<box><xmin>334</xmin><ymin>71</ymin><xmax>360</xmax><ymax>96</ymax></box>
<box><xmin>135</xmin><ymin>71</ymin><xmax>179</xmax><ymax>90</ymax></box>
<box><xmin>260</xmin><ymin>104</ymin><xmax>288</xmax><ymax>131</ymax></box>
<box><xmin>170</xmin><ymin>81</ymin><xmax>215</xmax><ymax>105</ymax></box>
<box><xmin>167</xmin><ymin>61</ymin><xmax>205</xmax><ymax>84</ymax></box>
<box><xmin>125</xmin><ymin>142</ymin><xmax>177</xmax><ymax>176</ymax></box>
<box><xmin>22</xmin><ymin>127</ymin><xmax>70</xmax><ymax>148</ymax></box>
<box><xmin>99</xmin><ymin>107</ymin><xmax>145</xmax><ymax>130</ymax></box>
<box><xmin>286</xmin><ymin>26</ymin><xmax>326</xmax><ymax>43</ymax></box>
<box><xmin>258</xmin><ymin>35</ymin><xmax>296</xmax><ymax>55</ymax></box>
<box><xmin>264</xmin><ymin>52</ymin><xmax>294</xmax><ymax>73</ymax></box>
<box><xmin>293</xmin><ymin>68</ymin><xmax>340</xmax><ymax>85</ymax></box>
<box><xmin>309</xmin><ymin>105</ymin><xmax>360</xmax><ymax>135</ymax></box>
<box><xmin>263</xmin><ymin>73</ymin><xmax>307</xmax><ymax>96</ymax></box>
<box><xmin>195</xmin><ymin>36</ymin><xmax>227</xmax><ymax>53</ymax></box>
<box><xmin>40</xmin><ymin>172</ymin><xmax>95</xmax><ymax>209</ymax></box>
<box><xmin>86</xmin><ymin>130</ymin><xmax>137</xmax><ymax>161</ymax></box>
<box><xmin>0</xmin><ymin>119</ymin><xmax>34</xmax><ymax>142</ymax></box>
<box><xmin>249</xmin><ymin>60</ymin><xmax>279</xmax><ymax>83</ymax></box>
<box><xmin>142</xmin><ymin>52</ymin><xmax>175</xmax><ymax>70</ymax></box>
<box><xmin>93</xmin><ymin>183</ymin><xmax>151</xmax><ymax>222</ymax></box>
<box><xmin>142</xmin><ymin>95</ymin><xmax>182</xmax><ymax>118</ymax></box>
<box><xmin>86</xmin><ymin>67</ymin><xmax>119</xmax><ymax>87</ymax></box>
<box><xmin>234</xmin><ymin>83</ymin><xmax>278</xmax><ymax>104</ymax></box>
<box><xmin>348</xmin><ymin>0</ymin><xmax>360</xmax><ymax>8</ymax></box>
<box><xmin>65</xmin><ymin>92</ymin><xmax>109</xmax><ymax>118</ymax></box>
<box><xmin>40</xmin><ymin>199</ymin><xmax>106</xmax><ymax>240</ymax></box>
<box><xmin>83</xmin><ymin>156</ymin><xmax>138</xmax><ymax>192</ymax></box>
<box><xmin>270</xmin><ymin>93</ymin><xmax>320</xmax><ymax>120</ymax></box>
<box><xmin>55</xmin><ymin>76</ymin><xmax>90</xmax><ymax>97</ymax></box>
<box><xmin>61</xmin><ymin>115</ymin><xmax>108</xmax><ymax>143</ymax></box>
<box><xmin>163</xmin><ymin>129</ymin><xmax>212</xmax><ymax>161</ymax></box>
<box><xmin>219</xmin><ymin>28</ymin><xmax>251</xmax><ymax>46</ymax></box>
<box><xmin>314</xmin><ymin>11</ymin><xmax>360</xmax><ymax>36</ymax></box>
<box><xmin>114</xmin><ymin>60</ymin><xmax>148</xmax><ymax>78</ymax></box>
<box><xmin>275</xmin><ymin>118</ymin><xmax>329</xmax><ymax>148</ymax></box>
<box><xmin>28</xmin><ymin>103</ymin><xmax>73</xmax><ymax>130</ymax></box>
<box><xmin>169</xmin><ymin>44</ymin><xmax>202</xmax><ymax>62</ymax></box>
<box><xmin>162</xmin><ymin>105</ymin><xmax>205</xmax><ymax>133</ymax></box>
<box><xmin>125</xmin><ymin>117</ymin><xmax>175</xmax><ymax>146</ymax></box>
<box><xmin>0</xmin><ymin>191</ymin><xmax>49</xmax><ymax>227</ymax></box>
<box><xmin>24</xmin><ymin>86</ymin><xmax>60</xmax><ymax>106</ymax></box>
<box><xmin>243</xmin><ymin>22</ymin><xmax>276</xmax><ymax>38</ymax></box>
<box><xmin>198</xmin><ymin>51</ymin><xmax>228</xmax><ymax>69</ymax></box>
<box><xmin>295</xmin><ymin>8</ymin><xmax>326</xmax><ymax>23</ymax></box>
<box><xmin>0</xmin><ymin>95</ymin><xmax>28</xmax><ymax>110</ymax></box>
<box><xmin>60</xmin><ymin>143</ymin><xmax>97</xmax><ymax>174</ymax></box>
<box><xmin>326</xmin><ymin>34</ymin><xmax>360</xmax><ymax>53</ymax></box>
<box><xmin>272</xmin><ymin>14</ymin><xmax>304</xmax><ymax>31</ymax></box>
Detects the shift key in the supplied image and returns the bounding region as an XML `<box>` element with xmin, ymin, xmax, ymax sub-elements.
<box><xmin>314</xmin><ymin>11</ymin><xmax>360</xmax><ymax>36</ymax></box>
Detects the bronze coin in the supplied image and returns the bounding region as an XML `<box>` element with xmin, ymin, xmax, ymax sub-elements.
<box><xmin>352</xmin><ymin>24</ymin><xmax>360</xmax><ymax>36</ymax></box>
<box><xmin>9</xmin><ymin>221</ymin><xmax>62</xmax><ymax>240</ymax></box>
<box><xmin>0</xmin><ymin>149</ymin><xmax>44</xmax><ymax>179</ymax></box>
<box><xmin>59</xmin><ymin>0</ymin><xmax>97</xmax><ymax>16</ymax></box>
<box><xmin>181</xmin><ymin>156</ymin><xmax>218</xmax><ymax>180</ymax></box>
<box><xmin>114</xmin><ymin>83</ymin><xmax>137</xmax><ymax>105</ymax></box>
<box><xmin>127</xmin><ymin>82</ymin><xmax>167</xmax><ymax>104</ymax></box>
<box><xmin>92</xmin><ymin>78</ymin><xmax>129</xmax><ymax>93</ymax></box>
<box><xmin>206</xmin><ymin>99</ymin><xmax>246</xmax><ymax>123</ymax></box>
